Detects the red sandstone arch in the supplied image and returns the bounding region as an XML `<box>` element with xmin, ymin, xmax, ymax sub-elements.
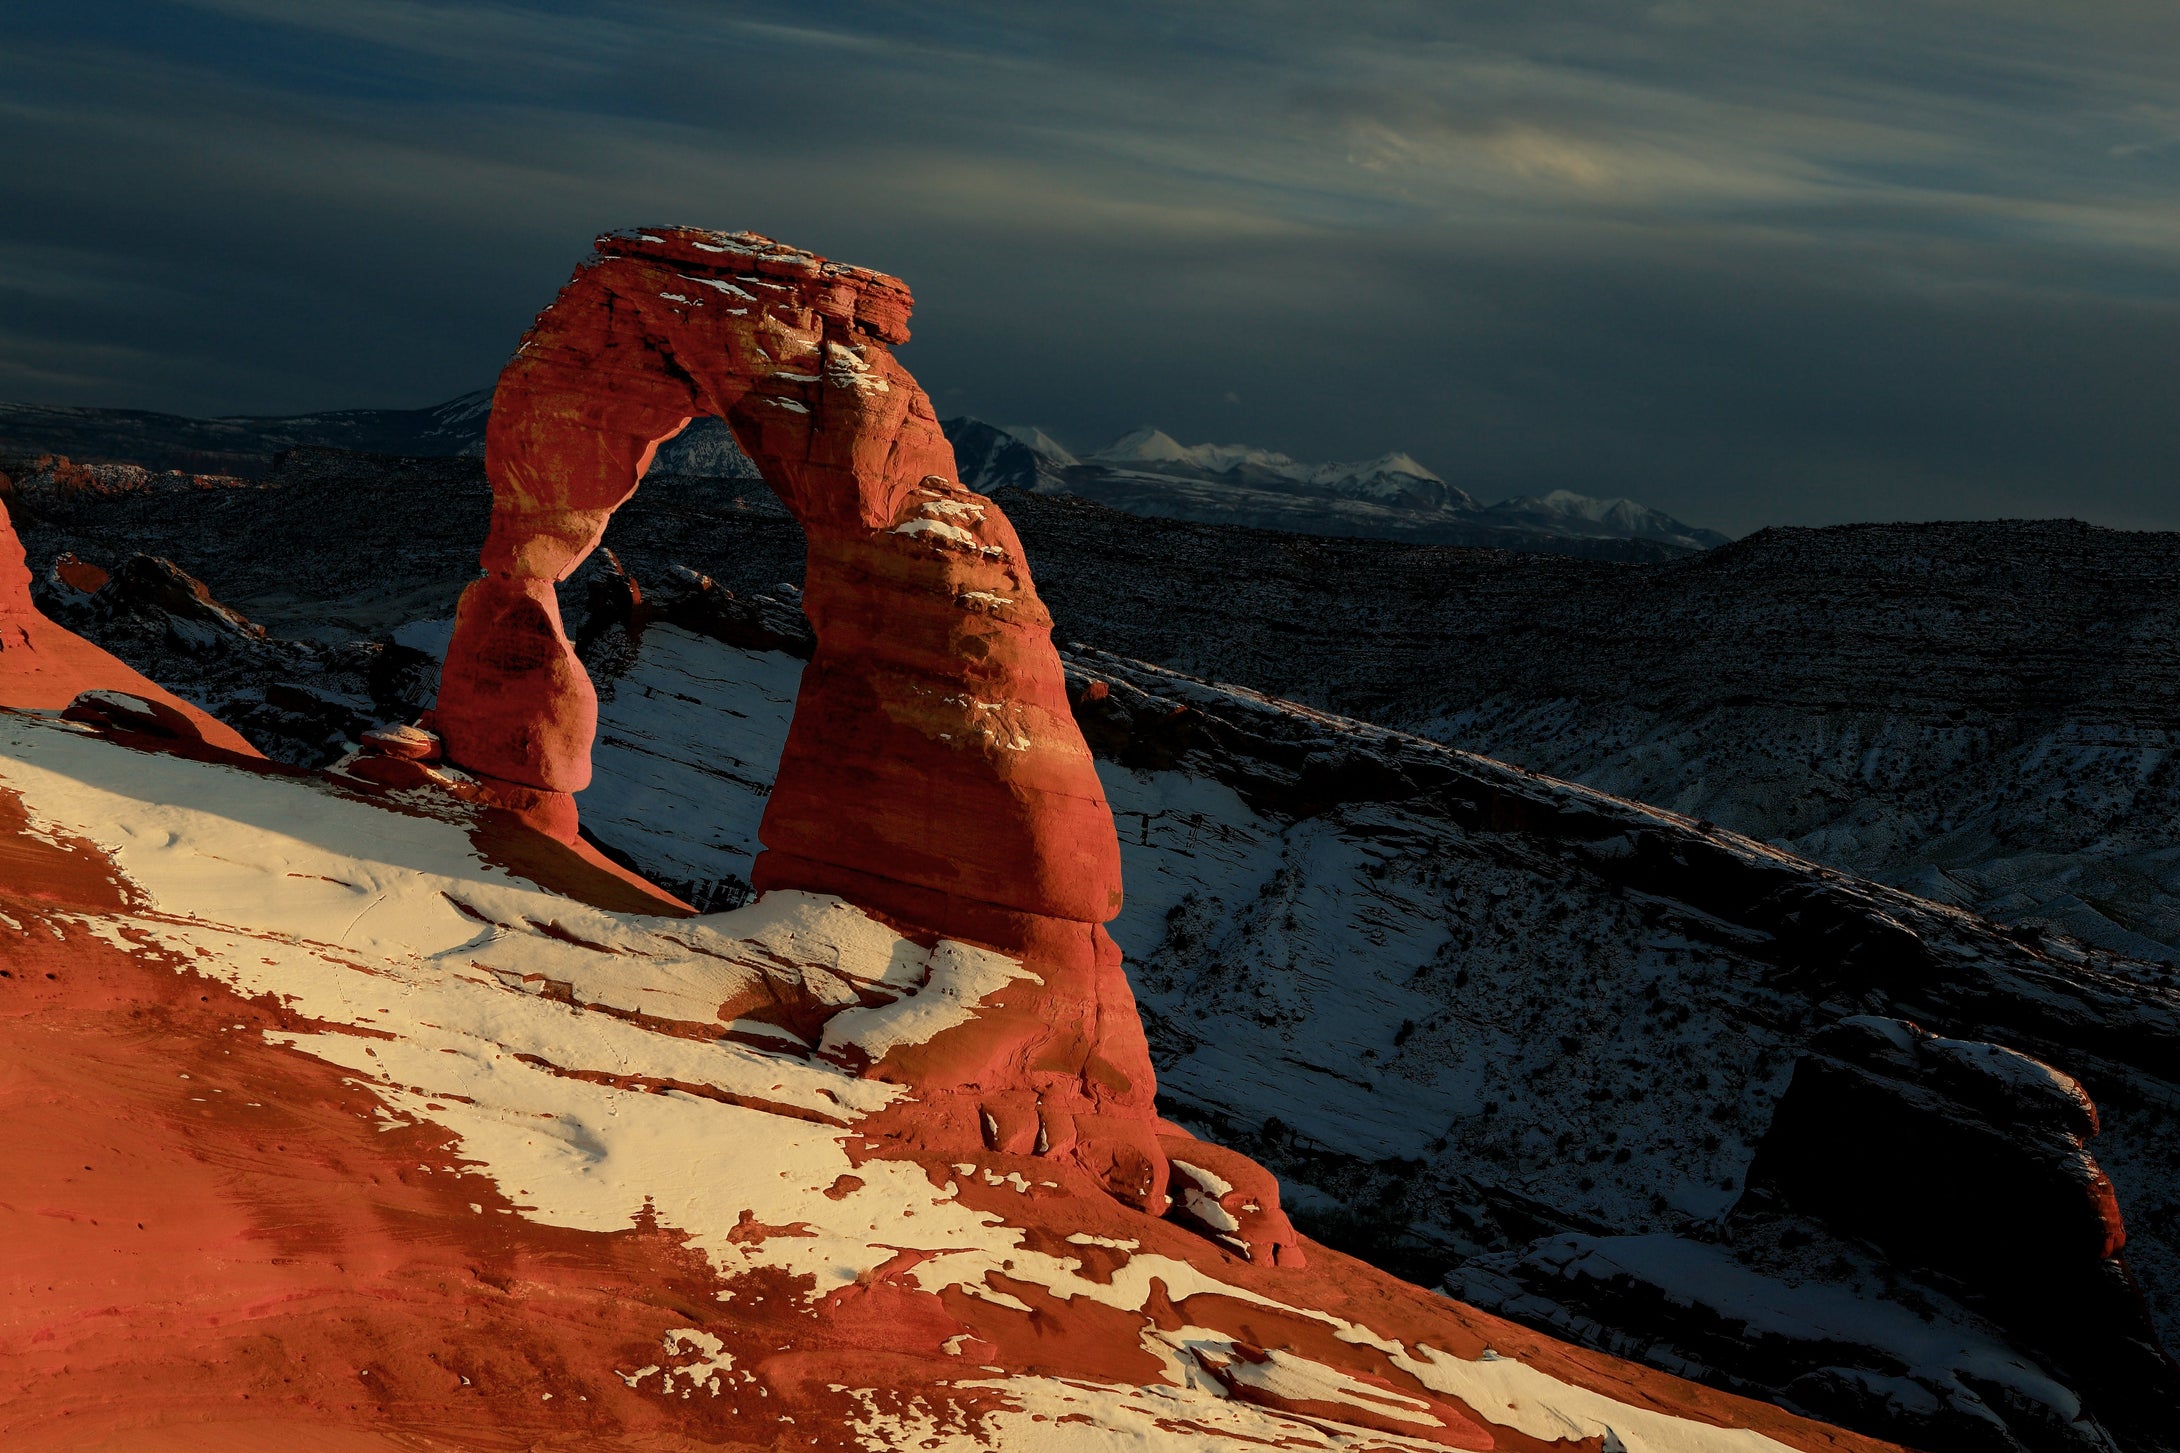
<box><xmin>437</xmin><ymin>229</ymin><xmax>1119</xmax><ymax>927</ymax></box>
<box><xmin>437</xmin><ymin>229</ymin><xmax>1301</xmax><ymax>1249</ymax></box>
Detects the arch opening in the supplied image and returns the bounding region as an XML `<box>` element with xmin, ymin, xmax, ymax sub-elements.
<box><xmin>561</xmin><ymin>479</ymin><xmax>809</xmax><ymax>916</ymax></box>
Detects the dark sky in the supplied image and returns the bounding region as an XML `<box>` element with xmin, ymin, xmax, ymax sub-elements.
<box><xmin>4</xmin><ymin>1</ymin><xmax>2178</xmax><ymax>535</ymax></box>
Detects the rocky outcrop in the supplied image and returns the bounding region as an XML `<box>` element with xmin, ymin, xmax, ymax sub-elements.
<box><xmin>30</xmin><ymin>542</ymin><xmax>436</xmax><ymax>764</ymax></box>
<box><xmin>1047</xmin><ymin>646</ymin><xmax>2180</xmax><ymax>1453</ymax></box>
<box><xmin>2</xmin><ymin>697</ymin><xmax>1917</xmax><ymax>1452</ymax></box>
<box><xmin>0</xmin><ymin>494</ymin><xmax>257</xmax><ymax>754</ymax></box>
<box><xmin>1448</xmin><ymin>1020</ymin><xmax>2178</xmax><ymax>1452</ymax></box>
<box><xmin>1739</xmin><ymin>1016</ymin><xmax>2179</xmax><ymax>1449</ymax></box>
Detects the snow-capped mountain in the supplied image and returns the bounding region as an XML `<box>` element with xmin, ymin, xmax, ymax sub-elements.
<box><xmin>945</xmin><ymin>418</ymin><xmax>1726</xmax><ymax>560</ymax></box>
<box><xmin>1090</xmin><ymin>426</ymin><xmax>1469</xmax><ymax>512</ymax></box>
<box><xmin>1</xmin><ymin>395</ymin><xmax>1719</xmax><ymax>560</ymax></box>
<box><xmin>1488</xmin><ymin>488</ymin><xmax>1727</xmax><ymax>548</ymax></box>
<box><xmin>998</xmin><ymin>422</ymin><xmax>1078</xmax><ymax>464</ymax></box>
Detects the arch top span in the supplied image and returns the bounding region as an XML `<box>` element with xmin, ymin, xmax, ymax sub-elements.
<box><xmin>472</xmin><ymin>227</ymin><xmax>924</xmax><ymax>585</ymax></box>
<box><xmin>595</xmin><ymin>225</ymin><xmax>915</xmax><ymax>344</ymax></box>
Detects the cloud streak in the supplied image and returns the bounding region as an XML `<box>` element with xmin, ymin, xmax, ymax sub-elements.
<box><xmin>2</xmin><ymin>0</ymin><xmax>2176</xmax><ymax>533</ymax></box>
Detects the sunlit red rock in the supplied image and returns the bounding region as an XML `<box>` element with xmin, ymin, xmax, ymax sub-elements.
<box><xmin>435</xmin><ymin>228</ymin><xmax>1165</xmax><ymax>1209</ymax></box>
<box><xmin>1</xmin><ymin>714</ymin><xmax>1907</xmax><ymax>1453</ymax></box>
<box><xmin>0</xmin><ymin>496</ymin><xmax>257</xmax><ymax>756</ymax></box>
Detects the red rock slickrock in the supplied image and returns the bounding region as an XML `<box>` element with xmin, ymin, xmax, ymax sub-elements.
<box><xmin>0</xmin><ymin>496</ymin><xmax>257</xmax><ymax>755</ymax></box>
<box><xmin>435</xmin><ymin>228</ymin><xmax>1224</xmax><ymax>1225</ymax></box>
<box><xmin>0</xmin><ymin>767</ymin><xmax>1905</xmax><ymax>1452</ymax></box>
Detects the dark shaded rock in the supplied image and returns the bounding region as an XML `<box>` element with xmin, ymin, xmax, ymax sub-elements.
<box><xmin>262</xmin><ymin>680</ymin><xmax>377</xmax><ymax>744</ymax></box>
<box><xmin>650</xmin><ymin>568</ymin><xmax>813</xmax><ymax>660</ymax></box>
<box><xmin>366</xmin><ymin>641</ymin><xmax>441</xmax><ymax>721</ymax></box>
<box><xmin>61</xmin><ymin>688</ymin><xmax>205</xmax><ymax>742</ymax></box>
<box><xmin>102</xmin><ymin>554</ymin><xmax>266</xmax><ymax>641</ymax></box>
<box><xmin>1743</xmin><ymin>1017</ymin><xmax>2177</xmax><ymax>1450</ymax></box>
<box><xmin>1055</xmin><ymin>646</ymin><xmax>2180</xmax><ymax>1453</ymax></box>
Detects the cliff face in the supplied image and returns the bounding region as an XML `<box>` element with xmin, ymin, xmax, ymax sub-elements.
<box><xmin>986</xmin><ymin>498</ymin><xmax>2180</xmax><ymax>968</ymax></box>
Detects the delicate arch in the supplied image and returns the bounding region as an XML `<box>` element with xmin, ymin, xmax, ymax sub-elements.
<box><xmin>435</xmin><ymin>228</ymin><xmax>1122</xmax><ymax>930</ymax></box>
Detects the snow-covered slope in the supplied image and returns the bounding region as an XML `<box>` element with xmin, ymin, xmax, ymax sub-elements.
<box><xmin>3</xmin><ymin>708</ymin><xmax>1916</xmax><ymax>1452</ymax></box>
<box><xmin>13</xmin><ymin>451</ymin><xmax>2180</xmax><ymax>1452</ymax></box>
<box><xmin>537</xmin><ymin>603</ymin><xmax>2180</xmax><ymax>1453</ymax></box>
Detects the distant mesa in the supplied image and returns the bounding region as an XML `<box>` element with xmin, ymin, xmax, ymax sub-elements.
<box><xmin>0</xmin><ymin>387</ymin><xmax>753</xmax><ymax>482</ymax></box>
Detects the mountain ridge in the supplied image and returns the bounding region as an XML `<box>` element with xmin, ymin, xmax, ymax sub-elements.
<box><xmin>0</xmin><ymin>392</ymin><xmax>1726</xmax><ymax>561</ymax></box>
<box><xmin>944</xmin><ymin>416</ymin><xmax>1730</xmax><ymax>560</ymax></box>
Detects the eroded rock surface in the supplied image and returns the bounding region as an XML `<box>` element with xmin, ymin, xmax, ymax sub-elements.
<box><xmin>1</xmin><ymin>705</ymin><xmax>1909</xmax><ymax>1452</ymax></box>
<box><xmin>0</xmin><ymin>456</ymin><xmax>1900</xmax><ymax>1453</ymax></box>
<box><xmin>431</xmin><ymin>228</ymin><xmax>1275</xmax><ymax>1234</ymax></box>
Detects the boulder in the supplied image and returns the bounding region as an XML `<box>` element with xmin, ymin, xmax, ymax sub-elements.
<box><xmin>1741</xmin><ymin>1015</ymin><xmax>2180</xmax><ymax>1447</ymax></box>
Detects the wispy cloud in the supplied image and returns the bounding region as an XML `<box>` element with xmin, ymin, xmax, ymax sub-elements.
<box><xmin>1</xmin><ymin>0</ymin><xmax>2176</xmax><ymax>532</ymax></box>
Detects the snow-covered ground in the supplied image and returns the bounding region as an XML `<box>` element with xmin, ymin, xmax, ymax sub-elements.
<box><xmin>542</xmin><ymin>622</ymin><xmax>2179</xmax><ymax>1453</ymax></box>
<box><xmin>1424</xmin><ymin>697</ymin><xmax>2180</xmax><ymax>966</ymax></box>
<box><xmin>12</xmin><ymin>540</ymin><xmax>2176</xmax><ymax>1448</ymax></box>
<box><xmin>0</xmin><ymin>706</ymin><xmax>1848</xmax><ymax>1452</ymax></box>
<box><xmin>580</xmin><ymin>624</ymin><xmax>801</xmax><ymax>903</ymax></box>
<box><xmin>553</xmin><ymin>630</ymin><xmax>1800</xmax><ymax>1230</ymax></box>
<box><xmin>560</xmin><ymin>631</ymin><xmax>1785</xmax><ymax>1231</ymax></box>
